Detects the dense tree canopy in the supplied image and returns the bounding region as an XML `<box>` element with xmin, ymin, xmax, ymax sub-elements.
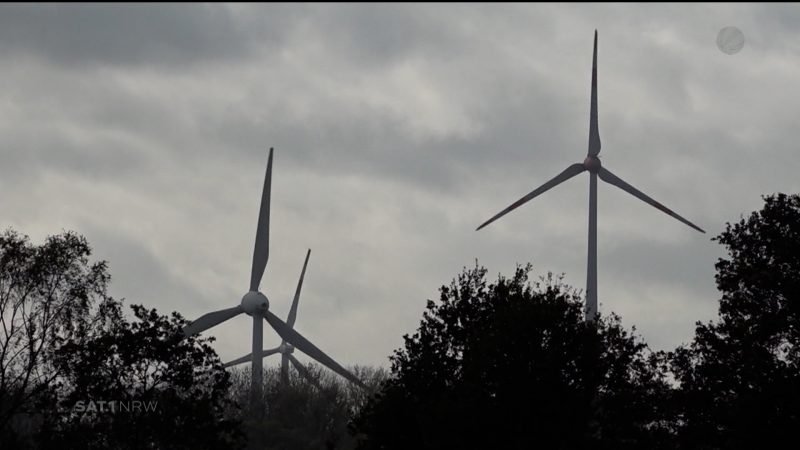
<box><xmin>0</xmin><ymin>230</ymin><xmax>244</xmax><ymax>449</ymax></box>
<box><xmin>353</xmin><ymin>265</ymin><xmax>672</xmax><ymax>450</ymax></box>
<box><xmin>37</xmin><ymin>300</ymin><xmax>244</xmax><ymax>450</ymax></box>
<box><xmin>670</xmin><ymin>193</ymin><xmax>800</xmax><ymax>449</ymax></box>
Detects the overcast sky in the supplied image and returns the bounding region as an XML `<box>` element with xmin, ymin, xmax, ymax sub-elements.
<box><xmin>2</xmin><ymin>4</ymin><xmax>799</xmax><ymax>368</ymax></box>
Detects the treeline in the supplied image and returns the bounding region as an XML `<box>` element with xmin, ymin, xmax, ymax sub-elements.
<box><xmin>226</xmin><ymin>365</ymin><xmax>387</xmax><ymax>450</ymax></box>
<box><xmin>353</xmin><ymin>194</ymin><xmax>800</xmax><ymax>450</ymax></box>
<box><xmin>1</xmin><ymin>193</ymin><xmax>799</xmax><ymax>449</ymax></box>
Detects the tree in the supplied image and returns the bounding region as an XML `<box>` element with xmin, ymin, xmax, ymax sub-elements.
<box><xmin>1</xmin><ymin>228</ymin><xmax>244</xmax><ymax>448</ymax></box>
<box><xmin>227</xmin><ymin>364</ymin><xmax>388</xmax><ymax>450</ymax></box>
<box><xmin>670</xmin><ymin>193</ymin><xmax>800</xmax><ymax>449</ymax></box>
<box><xmin>353</xmin><ymin>264</ymin><xmax>671</xmax><ymax>450</ymax></box>
<box><xmin>37</xmin><ymin>300</ymin><xmax>245</xmax><ymax>449</ymax></box>
<box><xmin>0</xmin><ymin>230</ymin><xmax>108</xmax><ymax>444</ymax></box>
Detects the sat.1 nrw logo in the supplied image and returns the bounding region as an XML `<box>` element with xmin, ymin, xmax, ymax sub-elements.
<box><xmin>73</xmin><ymin>399</ymin><xmax>158</xmax><ymax>414</ymax></box>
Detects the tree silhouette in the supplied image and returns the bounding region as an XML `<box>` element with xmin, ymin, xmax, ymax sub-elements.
<box><xmin>670</xmin><ymin>193</ymin><xmax>800</xmax><ymax>449</ymax></box>
<box><xmin>353</xmin><ymin>264</ymin><xmax>672</xmax><ymax>450</ymax></box>
<box><xmin>0</xmin><ymin>230</ymin><xmax>109</xmax><ymax>446</ymax></box>
<box><xmin>37</xmin><ymin>300</ymin><xmax>245</xmax><ymax>449</ymax></box>
<box><xmin>0</xmin><ymin>229</ymin><xmax>244</xmax><ymax>448</ymax></box>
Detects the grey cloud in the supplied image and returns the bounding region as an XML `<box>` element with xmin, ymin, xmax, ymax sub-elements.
<box><xmin>603</xmin><ymin>236</ymin><xmax>722</xmax><ymax>292</ymax></box>
<box><xmin>753</xmin><ymin>4</ymin><xmax>800</xmax><ymax>44</ymax></box>
<box><xmin>189</xmin><ymin>44</ymin><xmax>580</xmax><ymax>195</ymax></box>
<box><xmin>80</xmin><ymin>223</ymin><xmax>207</xmax><ymax>314</ymax></box>
<box><xmin>0</xmin><ymin>4</ymin><xmax>262</xmax><ymax>68</ymax></box>
<box><xmin>2</xmin><ymin>4</ymin><xmax>798</xmax><ymax>366</ymax></box>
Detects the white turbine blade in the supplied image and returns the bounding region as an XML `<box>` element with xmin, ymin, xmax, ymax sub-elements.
<box><xmin>477</xmin><ymin>163</ymin><xmax>586</xmax><ymax>231</ymax></box>
<box><xmin>183</xmin><ymin>305</ymin><xmax>243</xmax><ymax>337</ymax></box>
<box><xmin>288</xmin><ymin>354</ymin><xmax>321</xmax><ymax>388</ymax></box>
<box><xmin>598</xmin><ymin>167</ymin><xmax>705</xmax><ymax>233</ymax></box>
<box><xmin>287</xmin><ymin>249</ymin><xmax>311</xmax><ymax>328</ymax></box>
<box><xmin>223</xmin><ymin>346</ymin><xmax>281</xmax><ymax>368</ymax></box>
<box><xmin>250</xmin><ymin>147</ymin><xmax>273</xmax><ymax>292</ymax></box>
<box><xmin>588</xmin><ymin>30</ymin><xmax>601</xmax><ymax>156</ymax></box>
<box><xmin>262</xmin><ymin>310</ymin><xmax>365</xmax><ymax>387</ymax></box>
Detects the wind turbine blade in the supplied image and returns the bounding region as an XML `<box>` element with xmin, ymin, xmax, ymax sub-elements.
<box><xmin>588</xmin><ymin>30</ymin><xmax>601</xmax><ymax>156</ymax></box>
<box><xmin>223</xmin><ymin>346</ymin><xmax>281</xmax><ymax>368</ymax></box>
<box><xmin>288</xmin><ymin>354</ymin><xmax>321</xmax><ymax>388</ymax></box>
<box><xmin>287</xmin><ymin>249</ymin><xmax>311</xmax><ymax>328</ymax></box>
<box><xmin>262</xmin><ymin>310</ymin><xmax>365</xmax><ymax>387</ymax></box>
<box><xmin>598</xmin><ymin>167</ymin><xmax>705</xmax><ymax>233</ymax></box>
<box><xmin>476</xmin><ymin>163</ymin><xmax>586</xmax><ymax>231</ymax></box>
<box><xmin>250</xmin><ymin>147</ymin><xmax>273</xmax><ymax>292</ymax></box>
<box><xmin>183</xmin><ymin>305</ymin><xmax>244</xmax><ymax>337</ymax></box>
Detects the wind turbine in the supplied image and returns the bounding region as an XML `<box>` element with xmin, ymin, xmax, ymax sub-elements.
<box><xmin>223</xmin><ymin>249</ymin><xmax>325</xmax><ymax>387</ymax></box>
<box><xmin>476</xmin><ymin>31</ymin><xmax>705</xmax><ymax>321</ymax></box>
<box><xmin>183</xmin><ymin>148</ymin><xmax>363</xmax><ymax>406</ymax></box>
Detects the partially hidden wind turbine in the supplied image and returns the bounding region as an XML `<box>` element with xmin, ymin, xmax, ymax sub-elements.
<box><xmin>477</xmin><ymin>31</ymin><xmax>705</xmax><ymax>321</ymax></box>
<box><xmin>223</xmin><ymin>249</ymin><xmax>326</xmax><ymax>387</ymax></box>
<box><xmin>183</xmin><ymin>148</ymin><xmax>363</xmax><ymax>403</ymax></box>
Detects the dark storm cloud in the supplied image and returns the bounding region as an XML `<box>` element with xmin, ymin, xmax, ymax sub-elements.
<box><xmin>0</xmin><ymin>4</ymin><xmax>264</xmax><ymax>67</ymax></box>
<box><xmin>0</xmin><ymin>3</ymin><xmax>591</xmax><ymax>193</ymax></box>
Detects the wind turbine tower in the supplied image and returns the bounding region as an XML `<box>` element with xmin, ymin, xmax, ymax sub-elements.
<box><xmin>183</xmin><ymin>148</ymin><xmax>363</xmax><ymax>408</ymax></box>
<box><xmin>477</xmin><ymin>31</ymin><xmax>705</xmax><ymax>321</ymax></box>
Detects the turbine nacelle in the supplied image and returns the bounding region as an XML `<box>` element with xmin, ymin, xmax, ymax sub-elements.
<box><xmin>583</xmin><ymin>155</ymin><xmax>601</xmax><ymax>172</ymax></box>
<box><xmin>241</xmin><ymin>291</ymin><xmax>269</xmax><ymax>316</ymax></box>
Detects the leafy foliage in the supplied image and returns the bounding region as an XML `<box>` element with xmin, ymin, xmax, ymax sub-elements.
<box><xmin>228</xmin><ymin>364</ymin><xmax>387</xmax><ymax>450</ymax></box>
<box><xmin>0</xmin><ymin>230</ymin><xmax>110</xmax><ymax>444</ymax></box>
<box><xmin>670</xmin><ymin>193</ymin><xmax>800</xmax><ymax>449</ymax></box>
<box><xmin>37</xmin><ymin>300</ymin><xmax>244</xmax><ymax>449</ymax></box>
<box><xmin>0</xmin><ymin>229</ymin><xmax>244</xmax><ymax>449</ymax></box>
<box><xmin>353</xmin><ymin>264</ymin><xmax>671</xmax><ymax>449</ymax></box>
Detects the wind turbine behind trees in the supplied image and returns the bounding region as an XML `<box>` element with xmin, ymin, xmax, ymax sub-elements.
<box><xmin>223</xmin><ymin>249</ymin><xmax>324</xmax><ymax>387</ymax></box>
<box><xmin>477</xmin><ymin>31</ymin><xmax>705</xmax><ymax>321</ymax></box>
<box><xmin>182</xmin><ymin>148</ymin><xmax>363</xmax><ymax>409</ymax></box>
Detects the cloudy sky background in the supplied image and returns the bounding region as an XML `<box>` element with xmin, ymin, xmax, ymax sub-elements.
<box><xmin>2</xmin><ymin>4</ymin><xmax>799</xmax><ymax>368</ymax></box>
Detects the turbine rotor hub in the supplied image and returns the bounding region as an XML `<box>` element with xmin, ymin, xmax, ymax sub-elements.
<box><xmin>583</xmin><ymin>155</ymin><xmax>601</xmax><ymax>172</ymax></box>
<box><xmin>240</xmin><ymin>291</ymin><xmax>269</xmax><ymax>316</ymax></box>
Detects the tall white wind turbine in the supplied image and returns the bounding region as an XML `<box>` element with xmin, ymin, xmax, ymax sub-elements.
<box><xmin>223</xmin><ymin>249</ymin><xmax>323</xmax><ymax>386</ymax></box>
<box><xmin>183</xmin><ymin>148</ymin><xmax>363</xmax><ymax>405</ymax></box>
<box><xmin>477</xmin><ymin>31</ymin><xmax>705</xmax><ymax>321</ymax></box>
